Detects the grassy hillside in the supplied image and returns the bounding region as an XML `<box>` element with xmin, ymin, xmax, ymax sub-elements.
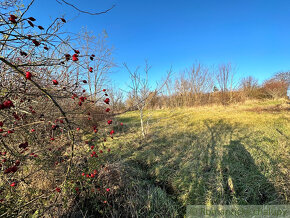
<box><xmin>98</xmin><ymin>99</ymin><xmax>289</xmax><ymax>216</ymax></box>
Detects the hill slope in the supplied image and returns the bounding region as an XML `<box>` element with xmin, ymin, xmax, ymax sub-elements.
<box><xmin>103</xmin><ymin>99</ymin><xmax>289</xmax><ymax>216</ymax></box>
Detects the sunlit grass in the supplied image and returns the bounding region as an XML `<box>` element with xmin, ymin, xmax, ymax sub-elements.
<box><xmin>106</xmin><ymin>99</ymin><xmax>289</xmax><ymax>215</ymax></box>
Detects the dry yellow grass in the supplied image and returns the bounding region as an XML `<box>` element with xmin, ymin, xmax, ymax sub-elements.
<box><xmin>103</xmin><ymin>99</ymin><xmax>289</xmax><ymax>216</ymax></box>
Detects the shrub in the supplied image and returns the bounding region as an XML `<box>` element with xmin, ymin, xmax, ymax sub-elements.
<box><xmin>0</xmin><ymin>2</ymin><xmax>116</xmax><ymax>216</ymax></box>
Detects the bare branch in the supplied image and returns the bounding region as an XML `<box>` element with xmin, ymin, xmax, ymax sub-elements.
<box><xmin>56</xmin><ymin>0</ymin><xmax>115</xmax><ymax>15</ymax></box>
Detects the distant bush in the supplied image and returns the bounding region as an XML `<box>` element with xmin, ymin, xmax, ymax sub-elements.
<box><xmin>262</xmin><ymin>79</ymin><xmax>288</xmax><ymax>99</ymax></box>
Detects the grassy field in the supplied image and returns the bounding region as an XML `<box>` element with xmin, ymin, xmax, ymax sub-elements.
<box><xmin>98</xmin><ymin>99</ymin><xmax>289</xmax><ymax>216</ymax></box>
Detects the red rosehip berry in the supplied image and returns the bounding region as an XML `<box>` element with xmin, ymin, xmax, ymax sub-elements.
<box><xmin>4</xmin><ymin>168</ymin><xmax>11</xmax><ymax>174</ymax></box>
<box><xmin>104</xmin><ymin>98</ymin><xmax>110</xmax><ymax>104</ymax></box>
<box><xmin>9</xmin><ymin>15</ymin><xmax>17</xmax><ymax>23</ymax></box>
<box><xmin>28</xmin><ymin>17</ymin><xmax>36</xmax><ymax>21</ymax></box>
<box><xmin>32</xmin><ymin>39</ymin><xmax>40</xmax><ymax>46</ymax></box>
<box><xmin>65</xmin><ymin>54</ymin><xmax>71</xmax><ymax>61</ymax></box>
<box><xmin>72</xmin><ymin>54</ymin><xmax>78</xmax><ymax>61</ymax></box>
<box><xmin>79</xmin><ymin>96</ymin><xmax>85</xmax><ymax>102</ymax></box>
<box><xmin>3</xmin><ymin>100</ymin><xmax>14</xmax><ymax>108</ymax></box>
<box><xmin>15</xmin><ymin>160</ymin><xmax>20</xmax><ymax>166</ymax></box>
<box><xmin>25</xmin><ymin>71</ymin><xmax>32</xmax><ymax>80</ymax></box>
<box><xmin>52</xmin><ymin>80</ymin><xmax>58</xmax><ymax>85</ymax></box>
<box><xmin>11</xmin><ymin>166</ymin><xmax>18</xmax><ymax>173</ymax></box>
<box><xmin>27</xmin><ymin>20</ymin><xmax>34</xmax><ymax>27</ymax></box>
<box><xmin>19</xmin><ymin>142</ymin><xmax>28</xmax><ymax>149</ymax></box>
<box><xmin>20</xmin><ymin>51</ymin><xmax>28</xmax><ymax>56</ymax></box>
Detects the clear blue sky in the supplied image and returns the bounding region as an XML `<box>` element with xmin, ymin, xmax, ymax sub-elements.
<box><xmin>25</xmin><ymin>0</ymin><xmax>290</xmax><ymax>89</ymax></box>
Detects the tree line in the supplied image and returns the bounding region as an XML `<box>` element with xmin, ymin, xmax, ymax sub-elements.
<box><xmin>124</xmin><ymin>62</ymin><xmax>290</xmax><ymax>111</ymax></box>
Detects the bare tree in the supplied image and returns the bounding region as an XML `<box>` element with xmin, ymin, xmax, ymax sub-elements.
<box><xmin>263</xmin><ymin>79</ymin><xmax>288</xmax><ymax>99</ymax></box>
<box><xmin>172</xmin><ymin>63</ymin><xmax>214</xmax><ymax>106</ymax></box>
<box><xmin>186</xmin><ymin>62</ymin><xmax>213</xmax><ymax>104</ymax></box>
<box><xmin>124</xmin><ymin>62</ymin><xmax>150</xmax><ymax>138</ymax></box>
<box><xmin>261</xmin><ymin>72</ymin><xmax>289</xmax><ymax>99</ymax></box>
<box><xmin>240</xmin><ymin>76</ymin><xmax>259</xmax><ymax>98</ymax></box>
<box><xmin>107</xmin><ymin>85</ymin><xmax>126</xmax><ymax>111</ymax></box>
<box><xmin>124</xmin><ymin>61</ymin><xmax>171</xmax><ymax>138</ymax></box>
<box><xmin>216</xmin><ymin>63</ymin><xmax>236</xmax><ymax>104</ymax></box>
<box><xmin>77</xmin><ymin>28</ymin><xmax>114</xmax><ymax>100</ymax></box>
<box><xmin>273</xmin><ymin>71</ymin><xmax>290</xmax><ymax>85</ymax></box>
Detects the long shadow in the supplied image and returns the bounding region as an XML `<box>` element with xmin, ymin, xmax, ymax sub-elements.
<box><xmin>124</xmin><ymin>119</ymin><xmax>283</xmax><ymax>215</ymax></box>
<box><xmin>221</xmin><ymin>140</ymin><xmax>278</xmax><ymax>204</ymax></box>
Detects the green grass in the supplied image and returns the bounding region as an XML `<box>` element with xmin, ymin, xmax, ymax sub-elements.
<box><xmin>105</xmin><ymin>99</ymin><xmax>289</xmax><ymax>216</ymax></box>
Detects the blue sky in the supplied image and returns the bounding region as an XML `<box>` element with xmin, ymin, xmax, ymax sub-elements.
<box><xmin>25</xmin><ymin>0</ymin><xmax>290</xmax><ymax>90</ymax></box>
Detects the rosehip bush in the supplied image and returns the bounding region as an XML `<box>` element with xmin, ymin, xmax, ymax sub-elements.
<box><xmin>0</xmin><ymin>2</ymin><xmax>119</xmax><ymax>217</ymax></box>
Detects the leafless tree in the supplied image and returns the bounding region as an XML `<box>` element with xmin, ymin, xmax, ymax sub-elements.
<box><xmin>240</xmin><ymin>76</ymin><xmax>259</xmax><ymax>98</ymax></box>
<box><xmin>124</xmin><ymin>61</ymin><xmax>171</xmax><ymax>138</ymax></box>
<box><xmin>186</xmin><ymin>62</ymin><xmax>213</xmax><ymax>104</ymax></box>
<box><xmin>216</xmin><ymin>63</ymin><xmax>236</xmax><ymax>104</ymax></box>
<box><xmin>77</xmin><ymin>28</ymin><xmax>114</xmax><ymax>100</ymax></box>
<box><xmin>273</xmin><ymin>71</ymin><xmax>290</xmax><ymax>85</ymax></box>
<box><xmin>263</xmin><ymin>79</ymin><xmax>288</xmax><ymax>99</ymax></box>
<box><xmin>107</xmin><ymin>85</ymin><xmax>125</xmax><ymax>111</ymax></box>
